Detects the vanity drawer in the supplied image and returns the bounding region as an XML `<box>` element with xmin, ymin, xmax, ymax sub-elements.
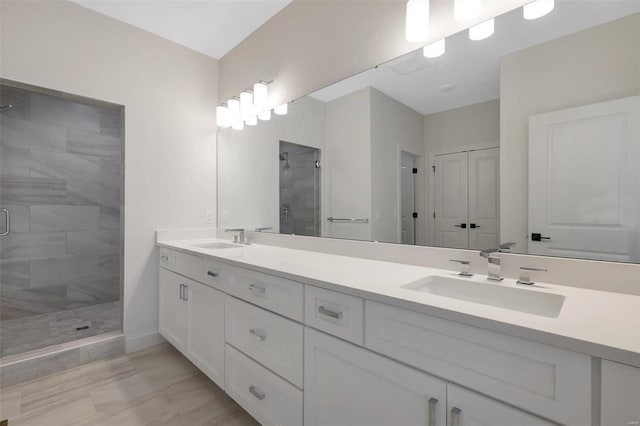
<box><xmin>226</xmin><ymin>266</ymin><xmax>303</xmax><ymax>321</ymax></box>
<box><xmin>202</xmin><ymin>257</ymin><xmax>226</xmax><ymax>291</ymax></box>
<box><xmin>226</xmin><ymin>296</ymin><xmax>303</xmax><ymax>388</ymax></box>
<box><xmin>159</xmin><ymin>248</ymin><xmax>174</xmax><ymax>268</ymax></box>
<box><xmin>225</xmin><ymin>344</ymin><xmax>303</xmax><ymax>426</ymax></box>
<box><xmin>365</xmin><ymin>301</ymin><xmax>591</xmax><ymax>425</ymax></box>
<box><xmin>172</xmin><ymin>251</ymin><xmax>204</xmax><ymax>282</ymax></box>
<box><xmin>305</xmin><ymin>285</ymin><xmax>364</xmax><ymax>345</ymax></box>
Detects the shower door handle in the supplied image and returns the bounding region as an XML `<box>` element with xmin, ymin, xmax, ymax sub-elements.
<box><xmin>0</xmin><ymin>208</ymin><xmax>9</xmax><ymax>236</ymax></box>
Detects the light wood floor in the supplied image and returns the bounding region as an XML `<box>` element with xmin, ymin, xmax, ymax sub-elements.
<box><xmin>0</xmin><ymin>343</ymin><xmax>259</xmax><ymax>425</ymax></box>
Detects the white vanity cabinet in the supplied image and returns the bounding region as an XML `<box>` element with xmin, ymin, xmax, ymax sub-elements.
<box><xmin>601</xmin><ymin>360</ymin><xmax>640</xmax><ymax>426</ymax></box>
<box><xmin>158</xmin><ymin>267</ymin><xmax>225</xmax><ymax>389</ymax></box>
<box><xmin>304</xmin><ymin>327</ymin><xmax>447</xmax><ymax>426</ymax></box>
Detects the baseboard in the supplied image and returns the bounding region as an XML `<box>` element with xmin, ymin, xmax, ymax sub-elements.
<box><xmin>125</xmin><ymin>330</ymin><xmax>166</xmax><ymax>353</ymax></box>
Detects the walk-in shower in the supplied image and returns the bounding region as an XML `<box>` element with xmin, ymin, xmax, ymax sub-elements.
<box><xmin>0</xmin><ymin>81</ymin><xmax>123</xmax><ymax>364</ymax></box>
<box><xmin>279</xmin><ymin>141</ymin><xmax>321</xmax><ymax>236</ymax></box>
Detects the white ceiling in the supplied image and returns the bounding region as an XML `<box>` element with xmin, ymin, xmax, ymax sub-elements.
<box><xmin>71</xmin><ymin>0</ymin><xmax>293</xmax><ymax>59</ymax></box>
<box><xmin>310</xmin><ymin>1</ymin><xmax>640</xmax><ymax>115</ymax></box>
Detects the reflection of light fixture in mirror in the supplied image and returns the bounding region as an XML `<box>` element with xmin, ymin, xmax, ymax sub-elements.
<box><xmin>469</xmin><ymin>18</ymin><xmax>494</xmax><ymax>40</ymax></box>
<box><xmin>259</xmin><ymin>109</ymin><xmax>271</xmax><ymax>121</ymax></box>
<box><xmin>228</xmin><ymin>97</ymin><xmax>240</xmax><ymax>125</ymax></box>
<box><xmin>245</xmin><ymin>115</ymin><xmax>257</xmax><ymax>126</ymax></box>
<box><xmin>405</xmin><ymin>0</ymin><xmax>430</xmax><ymax>43</ymax></box>
<box><xmin>274</xmin><ymin>103</ymin><xmax>288</xmax><ymax>115</ymax></box>
<box><xmin>216</xmin><ymin>104</ymin><xmax>229</xmax><ymax>127</ymax></box>
<box><xmin>454</xmin><ymin>0</ymin><xmax>481</xmax><ymax>22</ymax></box>
<box><xmin>240</xmin><ymin>90</ymin><xmax>253</xmax><ymax>119</ymax></box>
<box><xmin>523</xmin><ymin>0</ymin><xmax>554</xmax><ymax>20</ymax></box>
<box><xmin>253</xmin><ymin>82</ymin><xmax>268</xmax><ymax>113</ymax></box>
<box><xmin>423</xmin><ymin>39</ymin><xmax>445</xmax><ymax>58</ymax></box>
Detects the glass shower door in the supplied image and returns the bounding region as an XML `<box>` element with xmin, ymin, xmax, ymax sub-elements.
<box><xmin>0</xmin><ymin>81</ymin><xmax>123</xmax><ymax>358</ymax></box>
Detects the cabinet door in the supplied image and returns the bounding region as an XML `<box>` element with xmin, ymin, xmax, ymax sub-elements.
<box><xmin>601</xmin><ymin>360</ymin><xmax>640</xmax><ymax>426</ymax></box>
<box><xmin>447</xmin><ymin>385</ymin><xmax>553</xmax><ymax>426</ymax></box>
<box><xmin>159</xmin><ymin>268</ymin><xmax>188</xmax><ymax>350</ymax></box>
<box><xmin>305</xmin><ymin>328</ymin><xmax>446</xmax><ymax>426</ymax></box>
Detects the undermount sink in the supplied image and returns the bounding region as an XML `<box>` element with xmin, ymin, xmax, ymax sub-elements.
<box><xmin>401</xmin><ymin>276</ymin><xmax>565</xmax><ymax>318</ymax></box>
<box><xmin>192</xmin><ymin>242</ymin><xmax>242</xmax><ymax>250</ymax></box>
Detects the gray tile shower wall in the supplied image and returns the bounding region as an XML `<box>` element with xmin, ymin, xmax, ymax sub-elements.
<box><xmin>0</xmin><ymin>84</ymin><xmax>123</xmax><ymax>321</ymax></box>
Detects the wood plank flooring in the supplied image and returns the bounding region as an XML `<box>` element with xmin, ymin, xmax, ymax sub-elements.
<box><xmin>0</xmin><ymin>343</ymin><xmax>258</xmax><ymax>425</ymax></box>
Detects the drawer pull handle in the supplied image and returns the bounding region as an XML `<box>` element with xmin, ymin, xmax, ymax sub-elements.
<box><xmin>427</xmin><ymin>397</ymin><xmax>438</xmax><ymax>426</ymax></box>
<box><xmin>249</xmin><ymin>284</ymin><xmax>266</xmax><ymax>295</ymax></box>
<box><xmin>450</xmin><ymin>406</ymin><xmax>461</xmax><ymax>426</ymax></box>
<box><xmin>249</xmin><ymin>328</ymin><xmax>266</xmax><ymax>342</ymax></box>
<box><xmin>161</xmin><ymin>255</ymin><xmax>169</xmax><ymax>262</ymax></box>
<box><xmin>249</xmin><ymin>385</ymin><xmax>265</xmax><ymax>400</ymax></box>
<box><xmin>207</xmin><ymin>270</ymin><xmax>219</xmax><ymax>278</ymax></box>
<box><xmin>318</xmin><ymin>305</ymin><xmax>343</xmax><ymax>319</ymax></box>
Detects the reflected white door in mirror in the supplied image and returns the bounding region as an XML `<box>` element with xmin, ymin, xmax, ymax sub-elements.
<box><xmin>433</xmin><ymin>147</ymin><xmax>499</xmax><ymax>250</ymax></box>
<box><xmin>529</xmin><ymin>95</ymin><xmax>640</xmax><ymax>263</ymax></box>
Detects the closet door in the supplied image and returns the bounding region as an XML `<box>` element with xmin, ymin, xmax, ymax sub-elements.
<box><xmin>468</xmin><ymin>148</ymin><xmax>500</xmax><ymax>251</ymax></box>
<box><xmin>434</xmin><ymin>152</ymin><xmax>469</xmax><ymax>249</ymax></box>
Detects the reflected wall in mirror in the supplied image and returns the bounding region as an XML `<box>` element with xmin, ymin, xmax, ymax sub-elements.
<box><xmin>218</xmin><ymin>1</ymin><xmax>640</xmax><ymax>263</ymax></box>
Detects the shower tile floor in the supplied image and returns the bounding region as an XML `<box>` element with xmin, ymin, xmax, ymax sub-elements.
<box><xmin>0</xmin><ymin>301</ymin><xmax>121</xmax><ymax>358</ymax></box>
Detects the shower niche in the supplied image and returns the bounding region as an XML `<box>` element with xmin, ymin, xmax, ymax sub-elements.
<box><xmin>279</xmin><ymin>141</ymin><xmax>321</xmax><ymax>237</ymax></box>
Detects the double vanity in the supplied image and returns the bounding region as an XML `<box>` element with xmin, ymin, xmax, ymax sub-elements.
<box><xmin>157</xmin><ymin>235</ymin><xmax>640</xmax><ymax>426</ymax></box>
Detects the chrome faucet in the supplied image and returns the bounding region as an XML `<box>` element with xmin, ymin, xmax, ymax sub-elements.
<box><xmin>479</xmin><ymin>242</ymin><xmax>516</xmax><ymax>281</ymax></box>
<box><xmin>225</xmin><ymin>228</ymin><xmax>248</xmax><ymax>245</ymax></box>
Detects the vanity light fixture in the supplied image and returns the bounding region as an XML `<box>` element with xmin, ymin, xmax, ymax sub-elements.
<box><xmin>423</xmin><ymin>38</ymin><xmax>445</xmax><ymax>58</ymax></box>
<box><xmin>454</xmin><ymin>0</ymin><xmax>482</xmax><ymax>22</ymax></box>
<box><xmin>253</xmin><ymin>81</ymin><xmax>269</xmax><ymax>113</ymax></box>
<box><xmin>258</xmin><ymin>109</ymin><xmax>271</xmax><ymax>121</ymax></box>
<box><xmin>523</xmin><ymin>0</ymin><xmax>554</xmax><ymax>20</ymax></box>
<box><xmin>232</xmin><ymin>120</ymin><xmax>244</xmax><ymax>131</ymax></box>
<box><xmin>274</xmin><ymin>103</ymin><xmax>288</xmax><ymax>115</ymax></box>
<box><xmin>245</xmin><ymin>115</ymin><xmax>258</xmax><ymax>126</ymax></box>
<box><xmin>240</xmin><ymin>89</ymin><xmax>254</xmax><ymax>120</ymax></box>
<box><xmin>405</xmin><ymin>0</ymin><xmax>430</xmax><ymax>43</ymax></box>
<box><xmin>469</xmin><ymin>18</ymin><xmax>494</xmax><ymax>40</ymax></box>
<box><xmin>216</xmin><ymin>103</ymin><xmax>229</xmax><ymax>127</ymax></box>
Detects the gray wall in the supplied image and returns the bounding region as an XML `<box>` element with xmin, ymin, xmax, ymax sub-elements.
<box><xmin>0</xmin><ymin>83</ymin><xmax>122</xmax><ymax>320</ymax></box>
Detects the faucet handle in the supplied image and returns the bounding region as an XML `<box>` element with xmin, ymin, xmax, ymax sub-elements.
<box><xmin>450</xmin><ymin>260</ymin><xmax>473</xmax><ymax>277</ymax></box>
<box><xmin>517</xmin><ymin>267</ymin><xmax>547</xmax><ymax>285</ymax></box>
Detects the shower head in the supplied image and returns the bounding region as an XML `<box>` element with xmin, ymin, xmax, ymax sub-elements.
<box><xmin>279</xmin><ymin>152</ymin><xmax>290</xmax><ymax>169</ymax></box>
<box><xmin>0</xmin><ymin>104</ymin><xmax>13</xmax><ymax>113</ymax></box>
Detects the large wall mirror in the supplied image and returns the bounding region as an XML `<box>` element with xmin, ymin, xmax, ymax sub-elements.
<box><xmin>218</xmin><ymin>1</ymin><xmax>640</xmax><ymax>264</ymax></box>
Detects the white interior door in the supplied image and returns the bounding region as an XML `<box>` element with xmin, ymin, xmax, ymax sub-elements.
<box><xmin>400</xmin><ymin>152</ymin><xmax>417</xmax><ymax>245</ymax></box>
<box><xmin>468</xmin><ymin>148</ymin><xmax>500</xmax><ymax>251</ymax></box>
<box><xmin>434</xmin><ymin>152</ymin><xmax>469</xmax><ymax>248</ymax></box>
<box><xmin>529</xmin><ymin>96</ymin><xmax>640</xmax><ymax>262</ymax></box>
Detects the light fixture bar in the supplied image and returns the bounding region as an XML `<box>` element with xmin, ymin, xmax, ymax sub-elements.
<box><xmin>405</xmin><ymin>0</ymin><xmax>430</xmax><ymax>43</ymax></box>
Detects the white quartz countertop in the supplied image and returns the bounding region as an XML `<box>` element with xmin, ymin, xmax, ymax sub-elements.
<box><xmin>158</xmin><ymin>238</ymin><xmax>640</xmax><ymax>367</ymax></box>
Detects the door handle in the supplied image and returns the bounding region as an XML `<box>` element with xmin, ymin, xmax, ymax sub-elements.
<box><xmin>531</xmin><ymin>233</ymin><xmax>551</xmax><ymax>242</ymax></box>
<box><xmin>0</xmin><ymin>208</ymin><xmax>9</xmax><ymax>236</ymax></box>
<box><xmin>207</xmin><ymin>270</ymin><xmax>219</xmax><ymax>278</ymax></box>
<box><xmin>469</xmin><ymin>223</ymin><xmax>479</xmax><ymax>229</ymax></box>
<box><xmin>179</xmin><ymin>284</ymin><xmax>184</xmax><ymax>300</ymax></box>
<box><xmin>450</xmin><ymin>406</ymin><xmax>461</xmax><ymax>426</ymax></box>
<box><xmin>454</xmin><ymin>223</ymin><xmax>467</xmax><ymax>229</ymax></box>
<box><xmin>183</xmin><ymin>284</ymin><xmax>188</xmax><ymax>301</ymax></box>
<box><xmin>427</xmin><ymin>397</ymin><xmax>438</xmax><ymax>426</ymax></box>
